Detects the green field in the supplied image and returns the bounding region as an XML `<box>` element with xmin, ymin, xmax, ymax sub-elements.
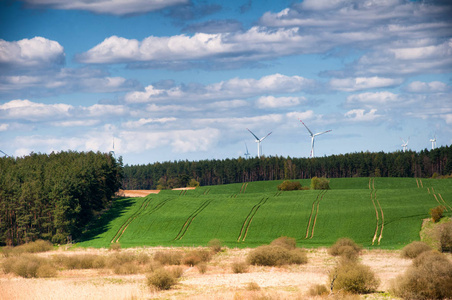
<box><xmin>79</xmin><ymin>178</ymin><xmax>452</xmax><ymax>249</ymax></box>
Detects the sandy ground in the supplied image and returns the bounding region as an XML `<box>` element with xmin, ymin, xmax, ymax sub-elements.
<box><xmin>0</xmin><ymin>247</ymin><xmax>426</xmax><ymax>300</ymax></box>
<box><xmin>117</xmin><ymin>190</ymin><xmax>161</xmax><ymax>197</ymax></box>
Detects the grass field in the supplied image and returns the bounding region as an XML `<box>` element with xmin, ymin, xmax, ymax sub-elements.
<box><xmin>79</xmin><ymin>177</ymin><xmax>452</xmax><ymax>249</ymax></box>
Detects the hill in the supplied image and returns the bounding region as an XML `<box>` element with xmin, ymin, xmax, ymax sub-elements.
<box><xmin>80</xmin><ymin>177</ymin><xmax>452</xmax><ymax>249</ymax></box>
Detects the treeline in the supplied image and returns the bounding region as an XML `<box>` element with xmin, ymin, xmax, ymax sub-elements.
<box><xmin>122</xmin><ymin>146</ymin><xmax>452</xmax><ymax>190</ymax></box>
<box><xmin>0</xmin><ymin>151</ymin><xmax>122</xmax><ymax>246</ymax></box>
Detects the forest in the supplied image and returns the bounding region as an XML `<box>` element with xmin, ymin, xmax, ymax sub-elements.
<box><xmin>122</xmin><ymin>146</ymin><xmax>452</xmax><ymax>190</ymax></box>
<box><xmin>0</xmin><ymin>151</ymin><xmax>122</xmax><ymax>246</ymax></box>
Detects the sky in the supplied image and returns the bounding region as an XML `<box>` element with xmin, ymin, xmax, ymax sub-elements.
<box><xmin>0</xmin><ymin>0</ymin><xmax>451</xmax><ymax>165</ymax></box>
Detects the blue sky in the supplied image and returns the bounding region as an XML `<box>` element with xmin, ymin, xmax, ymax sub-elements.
<box><xmin>1</xmin><ymin>0</ymin><xmax>451</xmax><ymax>165</ymax></box>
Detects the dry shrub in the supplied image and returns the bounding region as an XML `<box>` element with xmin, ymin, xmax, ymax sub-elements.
<box><xmin>146</xmin><ymin>268</ymin><xmax>178</xmax><ymax>290</ymax></box>
<box><xmin>231</xmin><ymin>260</ymin><xmax>249</xmax><ymax>273</ymax></box>
<box><xmin>55</xmin><ymin>254</ymin><xmax>104</xmax><ymax>269</ymax></box>
<box><xmin>107</xmin><ymin>252</ymin><xmax>136</xmax><ymax>268</ymax></box>
<box><xmin>401</xmin><ymin>241</ymin><xmax>432</xmax><ymax>259</ymax></box>
<box><xmin>270</xmin><ymin>236</ymin><xmax>296</xmax><ymax>250</ymax></box>
<box><xmin>330</xmin><ymin>259</ymin><xmax>380</xmax><ymax>294</ymax></box>
<box><xmin>182</xmin><ymin>249</ymin><xmax>211</xmax><ymax>266</ymax></box>
<box><xmin>308</xmin><ymin>284</ymin><xmax>329</xmax><ymax>296</ymax></box>
<box><xmin>196</xmin><ymin>262</ymin><xmax>208</xmax><ymax>274</ymax></box>
<box><xmin>168</xmin><ymin>265</ymin><xmax>184</xmax><ymax>278</ymax></box>
<box><xmin>328</xmin><ymin>238</ymin><xmax>362</xmax><ymax>260</ymax></box>
<box><xmin>154</xmin><ymin>250</ymin><xmax>183</xmax><ymax>265</ymax></box>
<box><xmin>136</xmin><ymin>252</ymin><xmax>151</xmax><ymax>264</ymax></box>
<box><xmin>109</xmin><ymin>242</ymin><xmax>121</xmax><ymax>251</ymax></box>
<box><xmin>437</xmin><ymin>220</ymin><xmax>452</xmax><ymax>252</ymax></box>
<box><xmin>113</xmin><ymin>262</ymin><xmax>140</xmax><ymax>275</ymax></box>
<box><xmin>277</xmin><ymin>180</ymin><xmax>303</xmax><ymax>191</ymax></box>
<box><xmin>2</xmin><ymin>255</ymin><xmax>49</xmax><ymax>278</ymax></box>
<box><xmin>392</xmin><ymin>250</ymin><xmax>452</xmax><ymax>300</ymax></box>
<box><xmin>245</xmin><ymin>281</ymin><xmax>261</xmax><ymax>291</ymax></box>
<box><xmin>36</xmin><ymin>263</ymin><xmax>57</xmax><ymax>278</ymax></box>
<box><xmin>430</xmin><ymin>206</ymin><xmax>444</xmax><ymax>223</ymax></box>
<box><xmin>3</xmin><ymin>240</ymin><xmax>53</xmax><ymax>256</ymax></box>
<box><xmin>208</xmin><ymin>239</ymin><xmax>222</xmax><ymax>253</ymax></box>
<box><xmin>247</xmin><ymin>245</ymin><xmax>308</xmax><ymax>267</ymax></box>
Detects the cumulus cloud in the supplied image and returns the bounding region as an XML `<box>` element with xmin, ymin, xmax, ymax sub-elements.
<box><xmin>0</xmin><ymin>37</ymin><xmax>64</xmax><ymax>70</ymax></box>
<box><xmin>122</xmin><ymin>117</ymin><xmax>177</xmax><ymax>129</ymax></box>
<box><xmin>345</xmin><ymin>109</ymin><xmax>381</xmax><ymax>122</ymax></box>
<box><xmin>404</xmin><ymin>81</ymin><xmax>450</xmax><ymax>93</ymax></box>
<box><xmin>346</xmin><ymin>92</ymin><xmax>400</xmax><ymax>107</ymax></box>
<box><xmin>256</xmin><ymin>95</ymin><xmax>304</xmax><ymax>108</ymax></box>
<box><xmin>330</xmin><ymin>77</ymin><xmax>403</xmax><ymax>92</ymax></box>
<box><xmin>21</xmin><ymin>0</ymin><xmax>188</xmax><ymax>15</ymax></box>
<box><xmin>125</xmin><ymin>73</ymin><xmax>316</xmax><ymax>103</ymax></box>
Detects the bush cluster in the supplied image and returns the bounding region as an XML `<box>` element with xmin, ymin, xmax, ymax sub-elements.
<box><xmin>247</xmin><ymin>241</ymin><xmax>307</xmax><ymax>267</ymax></box>
<box><xmin>1</xmin><ymin>240</ymin><xmax>53</xmax><ymax>257</ymax></box>
<box><xmin>269</xmin><ymin>236</ymin><xmax>296</xmax><ymax>250</ymax></box>
<box><xmin>231</xmin><ymin>260</ymin><xmax>249</xmax><ymax>273</ymax></box>
<box><xmin>437</xmin><ymin>220</ymin><xmax>452</xmax><ymax>252</ymax></box>
<box><xmin>392</xmin><ymin>250</ymin><xmax>452</xmax><ymax>299</ymax></box>
<box><xmin>153</xmin><ymin>250</ymin><xmax>183</xmax><ymax>265</ymax></box>
<box><xmin>330</xmin><ymin>259</ymin><xmax>380</xmax><ymax>294</ymax></box>
<box><xmin>311</xmin><ymin>176</ymin><xmax>330</xmax><ymax>190</ymax></box>
<box><xmin>2</xmin><ymin>255</ymin><xmax>56</xmax><ymax>278</ymax></box>
<box><xmin>430</xmin><ymin>206</ymin><xmax>445</xmax><ymax>223</ymax></box>
<box><xmin>401</xmin><ymin>241</ymin><xmax>432</xmax><ymax>259</ymax></box>
<box><xmin>328</xmin><ymin>238</ymin><xmax>362</xmax><ymax>261</ymax></box>
<box><xmin>277</xmin><ymin>180</ymin><xmax>304</xmax><ymax>191</ymax></box>
<box><xmin>146</xmin><ymin>268</ymin><xmax>179</xmax><ymax>290</ymax></box>
<box><xmin>182</xmin><ymin>249</ymin><xmax>212</xmax><ymax>266</ymax></box>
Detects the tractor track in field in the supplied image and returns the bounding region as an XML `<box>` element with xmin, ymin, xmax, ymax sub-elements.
<box><xmin>111</xmin><ymin>197</ymin><xmax>152</xmax><ymax>244</ymax></box>
<box><xmin>173</xmin><ymin>199</ymin><xmax>213</xmax><ymax>241</ymax></box>
<box><xmin>304</xmin><ymin>190</ymin><xmax>327</xmax><ymax>239</ymax></box>
<box><xmin>428</xmin><ymin>186</ymin><xmax>451</xmax><ymax>212</ymax></box>
<box><xmin>237</xmin><ymin>197</ymin><xmax>269</xmax><ymax>242</ymax></box>
<box><xmin>369</xmin><ymin>178</ymin><xmax>384</xmax><ymax>245</ymax></box>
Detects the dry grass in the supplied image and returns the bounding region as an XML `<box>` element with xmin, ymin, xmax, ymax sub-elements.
<box><xmin>1</xmin><ymin>246</ymin><xmax>447</xmax><ymax>300</ymax></box>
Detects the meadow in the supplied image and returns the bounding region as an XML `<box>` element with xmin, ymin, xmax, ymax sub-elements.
<box><xmin>79</xmin><ymin>177</ymin><xmax>452</xmax><ymax>249</ymax></box>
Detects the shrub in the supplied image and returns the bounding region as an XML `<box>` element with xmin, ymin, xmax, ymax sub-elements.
<box><xmin>311</xmin><ymin>176</ymin><xmax>330</xmax><ymax>190</ymax></box>
<box><xmin>207</xmin><ymin>239</ymin><xmax>222</xmax><ymax>253</ymax></box>
<box><xmin>277</xmin><ymin>180</ymin><xmax>303</xmax><ymax>191</ymax></box>
<box><xmin>154</xmin><ymin>250</ymin><xmax>183</xmax><ymax>265</ymax></box>
<box><xmin>247</xmin><ymin>245</ymin><xmax>308</xmax><ymax>267</ymax></box>
<box><xmin>270</xmin><ymin>236</ymin><xmax>296</xmax><ymax>250</ymax></box>
<box><xmin>401</xmin><ymin>241</ymin><xmax>432</xmax><ymax>259</ymax></box>
<box><xmin>182</xmin><ymin>249</ymin><xmax>211</xmax><ymax>266</ymax></box>
<box><xmin>231</xmin><ymin>261</ymin><xmax>249</xmax><ymax>273</ymax></box>
<box><xmin>330</xmin><ymin>259</ymin><xmax>380</xmax><ymax>294</ymax></box>
<box><xmin>167</xmin><ymin>266</ymin><xmax>184</xmax><ymax>278</ymax></box>
<box><xmin>430</xmin><ymin>206</ymin><xmax>444</xmax><ymax>223</ymax></box>
<box><xmin>36</xmin><ymin>263</ymin><xmax>57</xmax><ymax>278</ymax></box>
<box><xmin>136</xmin><ymin>252</ymin><xmax>151</xmax><ymax>265</ymax></box>
<box><xmin>245</xmin><ymin>282</ymin><xmax>261</xmax><ymax>291</ymax></box>
<box><xmin>437</xmin><ymin>220</ymin><xmax>452</xmax><ymax>252</ymax></box>
<box><xmin>392</xmin><ymin>250</ymin><xmax>452</xmax><ymax>299</ymax></box>
<box><xmin>113</xmin><ymin>262</ymin><xmax>140</xmax><ymax>275</ymax></box>
<box><xmin>3</xmin><ymin>240</ymin><xmax>53</xmax><ymax>256</ymax></box>
<box><xmin>309</xmin><ymin>284</ymin><xmax>329</xmax><ymax>296</ymax></box>
<box><xmin>109</xmin><ymin>243</ymin><xmax>121</xmax><ymax>251</ymax></box>
<box><xmin>196</xmin><ymin>262</ymin><xmax>208</xmax><ymax>274</ymax></box>
<box><xmin>147</xmin><ymin>268</ymin><xmax>178</xmax><ymax>290</ymax></box>
<box><xmin>3</xmin><ymin>255</ymin><xmax>44</xmax><ymax>278</ymax></box>
<box><xmin>328</xmin><ymin>238</ymin><xmax>362</xmax><ymax>260</ymax></box>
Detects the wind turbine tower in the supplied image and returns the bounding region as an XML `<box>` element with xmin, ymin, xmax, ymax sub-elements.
<box><xmin>430</xmin><ymin>136</ymin><xmax>437</xmax><ymax>150</ymax></box>
<box><xmin>247</xmin><ymin>128</ymin><xmax>272</xmax><ymax>158</ymax></box>
<box><xmin>299</xmin><ymin>119</ymin><xmax>331</xmax><ymax>158</ymax></box>
<box><xmin>244</xmin><ymin>143</ymin><xmax>251</xmax><ymax>159</ymax></box>
<box><xmin>401</xmin><ymin>137</ymin><xmax>409</xmax><ymax>152</ymax></box>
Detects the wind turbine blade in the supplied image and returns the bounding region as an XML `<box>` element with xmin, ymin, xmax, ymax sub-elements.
<box><xmin>299</xmin><ymin>119</ymin><xmax>314</xmax><ymax>136</ymax></box>
<box><xmin>314</xmin><ymin>129</ymin><xmax>332</xmax><ymax>137</ymax></box>
<box><xmin>247</xmin><ymin>128</ymin><xmax>260</xmax><ymax>141</ymax></box>
<box><xmin>260</xmin><ymin>131</ymin><xmax>272</xmax><ymax>142</ymax></box>
<box><xmin>245</xmin><ymin>143</ymin><xmax>249</xmax><ymax>152</ymax></box>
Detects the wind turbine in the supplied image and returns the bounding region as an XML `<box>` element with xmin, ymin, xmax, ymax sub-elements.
<box><xmin>244</xmin><ymin>143</ymin><xmax>251</xmax><ymax>159</ymax></box>
<box><xmin>430</xmin><ymin>135</ymin><xmax>437</xmax><ymax>150</ymax></box>
<box><xmin>400</xmin><ymin>137</ymin><xmax>409</xmax><ymax>152</ymax></box>
<box><xmin>0</xmin><ymin>150</ymin><xmax>9</xmax><ymax>157</ymax></box>
<box><xmin>299</xmin><ymin>119</ymin><xmax>331</xmax><ymax>158</ymax></box>
<box><xmin>247</xmin><ymin>128</ymin><xmax>272</xmax><ymax>158</ymax></box>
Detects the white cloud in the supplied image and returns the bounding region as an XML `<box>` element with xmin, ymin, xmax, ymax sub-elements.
<box><xmin>256</xmin><ymin>95</ymin><xmax>303</xmax><ymax>108</ymax></box>
<box><xmin>404</xmin><ymin>81</ymin><xmax>450</xmax><ymax>93</ymax></box>
<box><xmin>0</xmin><ymin>99</ymin><xmax>72</xmax><ymax>121</ymax></box>
<box><xmin>346</xmin><ymin>92</ymin><xmax>399</xmax><ymax>107</ymax></box>
<box><xmin>286</xmin><ymin>110</ymin><xmax>315</xmax><ymax>121</ymax></box>
<box><xmin>330</xmin><ymin>77</ymin><xmax>403</xmax><ymax>92</ymax></box>
<box><xmin>22</xmin><ymin>0</ymin><xmax>188</xmax><ymax>15</ymax></box>
<box><xmin>125</xmin><ymin>73</ymin><xmax>316</xmax><ymax>103</ymax></box>
<box><xmin>123</xmin><ymin>117</ymin><xmax>177</xmax><ymax>129</ymax></box>
<box><xmin>0</xmin><ymin>37</ymin><xmax>64</xmax><ymax>69</ymax></box>
<box><xmin>0</xmin><ymin>123</ymin><xmax>9</xmax><ymax>131</ymax></box>
<box><xmin>345</xmin><ymin>109</ymin><xmax>381</xmax><ymax>122</ymax></box>
<box><xmin>442</xmin><ymin>114</ymin><xmax>452</xmax><ymax>125</ymax></box>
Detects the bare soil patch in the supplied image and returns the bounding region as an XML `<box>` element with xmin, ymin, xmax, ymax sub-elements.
<box><xmin>117</xmin><ymin>190</ymin><xmax>160</xmax><ymax>197</ymax></box>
